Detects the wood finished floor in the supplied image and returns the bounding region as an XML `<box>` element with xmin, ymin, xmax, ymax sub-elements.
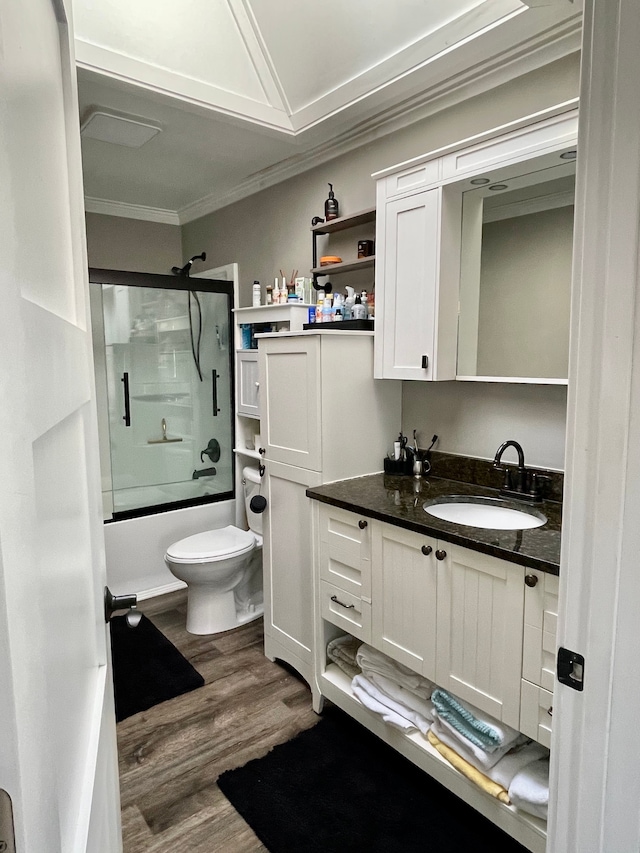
<box><xmin>118</xmin><ymin>591</ymin><xmax>319</xmax><ymax>852</ymax></box>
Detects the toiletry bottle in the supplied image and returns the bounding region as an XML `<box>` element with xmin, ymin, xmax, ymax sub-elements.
<box><xmin>344</xmin><ymin>286</ymin><xmax>355</xmax><ymax>320</ymax></box>
<box><xmin>352</xmin><ymin>294</ymin><xmax>366</xmax><ymax>320</ymax></box>
<box><xmin>252</xmin><ymin>280</ymin><xmax>261</xmax><ymax>307</ymax></box>
<box><xmin>316</xmin><ymin>290</ymin><xmax>325</xmax><ymax>322</ymax></box>
<box><xmin>266</xmin><ymin>283</ymin><xmax>273</xmax><ymax>305</ymax></box>
<box><xmin>322</xmin><ymin>297</ymin><xmax>333</xmax><ymax>324</ymax></box>
<box><xmin>324</xmin><ymin>183</ymin><xmax>339</xmax><ymax>220</ymax></box>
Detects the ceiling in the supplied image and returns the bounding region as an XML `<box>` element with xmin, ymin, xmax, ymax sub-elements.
<box><xmin>75</xmin><ymin>0</ymin><xmax>582</xmax><ymax>225</ymax></box>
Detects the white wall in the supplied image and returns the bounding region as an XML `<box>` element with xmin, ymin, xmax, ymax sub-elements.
<box><xmin>85</xmin><ymin>211</ymin><xmax>183</xmax><ymax>273</ymax></box>
<box><xmin>182</xmin><ymin>55</ymin><xmax>579</xmax><ymax>471</ymax></box>
<box><xmin>402</xmin><ymin>382</ymin><xmax>567</xmax><ymax>470</ymax></box>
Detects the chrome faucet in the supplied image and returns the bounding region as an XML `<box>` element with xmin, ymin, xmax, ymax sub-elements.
<box><xmin>493</xmin><ymin>440</ymin><xmax>541</xmax><ymax>502</ymax></box>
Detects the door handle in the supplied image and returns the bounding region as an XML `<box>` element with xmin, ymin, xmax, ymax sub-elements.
<box><xmin>121</xmin><ymin>372</ymin><xmax>131</xmax><ymax>426</ymax></box>
<box><xmin>104</xmin><ymin>586</ymin><xmax>141</xmax><ymax>628</ymax></box>
<box><xmin>212</xmin><ymin>369</ymin><xmax>220</xmax><ymax>416</ymax></box>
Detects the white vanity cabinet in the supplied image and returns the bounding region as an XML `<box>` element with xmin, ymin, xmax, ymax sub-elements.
<box><xmin>314</xmin><ymin>506</ymin><xmax>550</xmax><ymax>853</ymax></box>
<box><xmin>520</xmin><ymin>569</ymin><xmax>559</xmax><ymax>748</ymax></box>
<box><xmin>258</xmin><ymin>331</ymin><xmax>400</xmax><ymax>700</ymax></box>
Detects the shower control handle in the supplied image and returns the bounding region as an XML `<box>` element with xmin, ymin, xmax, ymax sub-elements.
<box><xmin>121</xmin><ymin>372</ymin><xmax>131</xmax><ymax>426</ymax></box>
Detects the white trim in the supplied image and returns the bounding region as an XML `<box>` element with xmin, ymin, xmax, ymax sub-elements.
<box><xmin>456</xmin><ymin>375</ymin><xmax>568</xmax><ymax>384</ymax></box>
<box><xmin>549</xmin><ymin>1</ymin><xmax>640</xmax><ymax>851</ymax></box>
<box><xmin>83</xmin><ymin>196</ymin><xmax>181</xmax><ymax>225</ymax></box>
<box><xmin>483</xmin><ymin>189</ymin><xmax>574</xmax><ymax>222</ymax></box>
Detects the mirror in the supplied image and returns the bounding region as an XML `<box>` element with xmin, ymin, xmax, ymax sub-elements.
<box><xmin>456</xmin><ymin>155</ymin><xmax>576</xmax><ymax>382</ymax></box>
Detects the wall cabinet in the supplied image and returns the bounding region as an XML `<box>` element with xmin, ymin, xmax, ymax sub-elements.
<box><xmin>259</xmin><ymin>332</ymin><xmax>400</xmax><ymax>701</ymax></box>
<box><xmin>372</xmin><ymin>103</ymin><xmax>578</xmax><ymax>383</ymax></box>
<box><xmin>236</xmin><ymin>350</ymin><xmax>260</xmax><ymax>417</ymax></box>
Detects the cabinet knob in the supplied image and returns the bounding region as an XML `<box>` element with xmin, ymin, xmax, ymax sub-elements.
<box><xmin>435</xmin><ymin>549</ymin><xmax>447</xmax><ymax>561</ymax></box>
<box><xmin>547</xmin><ymin>706</ymin><xmax>553</xmax><ymax>718</ymax></box>
<box><xmin>525</xmin><ymin>574</ymin><xmax>539</xmax><ymax>588</ymax></box>
<box><xmin>358</xmin><ymin>519</ymin><xmax>368</xmax><ymax>529</ymax></box>
<box><xmin>421</xmin><ymin>545</ymin><xmax>432</xmax><ymax>556</ymax></box>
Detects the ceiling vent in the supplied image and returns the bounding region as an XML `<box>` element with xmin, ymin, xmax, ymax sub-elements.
<box><xmin>80</xmin><ymin>110</ymin><xmax>162</xmax><ymax>148</ymax></box>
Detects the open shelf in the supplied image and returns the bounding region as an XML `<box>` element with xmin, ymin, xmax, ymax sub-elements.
<box><xmin>311</xmin><ymin>256</ymin><xmax>376</xmax><ymax>276</ymax></box>
<box><xmin>319</xmin><ymin>662</ymin><xmax>547</xmax><ymax>853</ymax></box>
<box><xmin>311</xmin><ymin>207</ymin><xmax>376</xmax><ymax>235</ymax></box>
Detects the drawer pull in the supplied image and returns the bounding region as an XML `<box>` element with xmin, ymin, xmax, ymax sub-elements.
<box><xmin>331</xmin><ymin>594</ymin><xmax>355</xmax><ymax>610</ymax></box>
<box><xmin>435</xmin><ymin>549</ymin><xmax>447</xmax><ymax>561</ymax></box>
<box><xmin>421</xmin><ymin>545</ymin><xmax>432</xmax><ymax>556</ymax></box>
<box><xmin>547</xmin><ymin>706</ymin><xmax>553</xmax><ymax>717</ymax></box>
<box><xmin>358</xmin><ymin>519</ymin><xmax>368</xmax><ymax>529</ymax></box>
<box><xmin>525</xmin><ymin>574</ymin><xmax>539</xmax><ymax>588</ymax></box>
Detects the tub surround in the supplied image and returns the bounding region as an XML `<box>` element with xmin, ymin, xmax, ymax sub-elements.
<box><xmin>306</xmin><ymin>464</ymin><xmax>562</xmax><ymax>575</ymax></box>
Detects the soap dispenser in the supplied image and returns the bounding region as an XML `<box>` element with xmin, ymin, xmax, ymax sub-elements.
<box><xmin>324</xmin><ymin>183</ymin><xmax>339</xmax><ymax>221</ymax></box>
<box><xmin>344</xmin><ymin>286</ymin><xmax>355</xmax><ymax>320</ymax></box>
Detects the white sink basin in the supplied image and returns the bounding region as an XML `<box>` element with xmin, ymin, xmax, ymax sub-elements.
<box><xmin>423</xmin><ymin>497</ymin><xmax>546</xmax><ymax>530</ymax></box>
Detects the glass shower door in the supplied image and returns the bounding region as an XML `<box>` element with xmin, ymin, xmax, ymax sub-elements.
<box><xmin>96</xmin><ymin>279</ymin><xmax>233</xmax><ymax>517</ymax></box>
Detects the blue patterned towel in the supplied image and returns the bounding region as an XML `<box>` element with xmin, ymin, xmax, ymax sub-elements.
<box><xmin>431</xmin><ymin>689</ymin><xmax>518</xmax><ymax>752</ymax></box>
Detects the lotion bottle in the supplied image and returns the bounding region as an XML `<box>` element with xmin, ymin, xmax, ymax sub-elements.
<box><xmin>352</xmin><ymin>294</ymin><xmax>366</xmax><ymax>320</ymax></box>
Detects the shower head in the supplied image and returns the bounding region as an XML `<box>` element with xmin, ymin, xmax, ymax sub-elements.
<box><xmin>170</xmin><ymin>252</ymin><xmax>207</xmax><ymax>277</ymax></box>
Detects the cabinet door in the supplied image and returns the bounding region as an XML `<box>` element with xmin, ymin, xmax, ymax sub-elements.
<box><xmin>259</xmin><ymin>335</ymin><xmax>321</xmax><ymax>470</ymax></box>
<box><xmin>435</xmin><ymin>543</ymin><xmax>524</xmax><ymax>729</ymax></box>
<box><xmin>375</xmin><ymin>188</ymin><xmax>441</xmax><ymax>381</ymax></box>
<box><xmin>263</xmin><ymin>460</ymin><xmax>321</xmax><ymax>680</ymax></box>
<box><xmin>371</xmin><ymin>521</ymin><xmax>437</xmax><ymax>679</ymax></box>
<box><xmin>522</xmin><ymin>569</ymin><xmax>559</xmax><ymax>693</ymax></box>
<box><xmin>236</xmin><ymin>351</ymin><xmax>260</xmax><ymax>416</ymax></box>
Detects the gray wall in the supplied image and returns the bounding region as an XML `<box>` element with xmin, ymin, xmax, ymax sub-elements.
<box><xmin>182</xmin><ymin>55</ymin><xmax>579</xmax><ymax>471</ymax></box>
<box><xmin>85</xmin><ymin>212</ymin><xmax>182</xmax><ymax>274</ymax></box>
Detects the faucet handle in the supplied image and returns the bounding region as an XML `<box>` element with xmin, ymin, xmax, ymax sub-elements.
<box><xmin>494</xmin><ymin>465</ymin><xmax>512</xmax><ymax>491</ymax></box>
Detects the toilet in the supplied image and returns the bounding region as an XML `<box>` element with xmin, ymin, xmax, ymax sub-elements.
<box><xmin>164</xmin><ymin>466</ymin><xmax>264</xmax><ymax>635</ymax></box>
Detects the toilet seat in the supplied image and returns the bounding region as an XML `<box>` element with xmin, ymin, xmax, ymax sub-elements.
<box><xmin>166</xmin><ymin>525</ymin><xmax>255</xmax><ymax>564</ymax></box>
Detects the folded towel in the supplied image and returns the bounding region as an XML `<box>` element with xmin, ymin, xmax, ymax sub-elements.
<box><xmin>351</xmin><ymin>676</ymin><xmax>418</xmax><ymax>733</ymax></box>
<box><xmin>351</xmin><ymin>675</ymin><xmax>431</xmax><ymax>735</ymax></box>
<box><xmin>327</xmin><ymin>634</ymin><xmax>362</xmax><ymax>679</ymax></box>
<box><xmin>431</xmin><ymin>717</ymin><xmax>527</xmax><ymax>771</ymax></box>
<box><xmin>356</xmin><ymin>645</ymin><xmax>434</xmax><ymax>697</ymax></box>
<box><xmin>509</xmin><ymin>757</ymin><xmax>550</xmax><ymax>820</ymax></box>
<box><xmin>427</xmin><ymin>730</ymin><xmax>510</xmax><ymax>804</ymax></box>
<box><xmin>490</xmin><ymin>742</ymin><xmax>550</xmax><ymax>791</ymax></box>
<box><xmin>431</xmin><ymin>689</ymin><xmax>520</xmax><ymax>752</ymax></box>
<box><xmin>370</xmin><ymin>672</ymin><xmax>435</xmax><ymax>722</ymax></box>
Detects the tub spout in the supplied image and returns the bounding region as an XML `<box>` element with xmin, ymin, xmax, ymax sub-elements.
<box><xmin>192</xmin><ymin>466</ymin><xmax>217</xmax><ymax>479</ymax></box>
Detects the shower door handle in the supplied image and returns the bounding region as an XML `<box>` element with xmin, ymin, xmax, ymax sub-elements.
<box><xmin>121</xmin><ymin>372</ymin><xmax>131</xmax><ymax>426</ymax></box>
<box><xmin>212</xmin><ymin>369</ymin><xmax>220</xmax><ymax>416</ymax></box>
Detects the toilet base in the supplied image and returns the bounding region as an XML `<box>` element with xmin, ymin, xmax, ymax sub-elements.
<box><xmin>185</xmin><ymin>587</ymin><xmax>264</xmax><ymax>636</ymax></box>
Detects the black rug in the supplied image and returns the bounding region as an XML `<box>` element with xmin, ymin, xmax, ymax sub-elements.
<box><xmin>218</xmin><ymin>710</ymin><xmax>529</xmax><ymax>853</ymax></box>
<box><xmin>110</xmin><ymin>614</ymin><xmax>204</xmax><ymax>722</ymax></box>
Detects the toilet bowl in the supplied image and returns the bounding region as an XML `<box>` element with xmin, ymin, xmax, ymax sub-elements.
<box><xmin>164</xmin><ymin>466</ymin><xmax>264</xmax><ymax>635</ymax></box>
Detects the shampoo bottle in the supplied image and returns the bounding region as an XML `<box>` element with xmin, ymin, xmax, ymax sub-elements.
<box><xmin>344</xmin><ymin>286</ymin><xmax>355</xmax><ymax>320</ymax></box>
<box><xmin>324</xmin><ymin>183</ymin><xmax>339</xmax><ymax>220</ymax></box>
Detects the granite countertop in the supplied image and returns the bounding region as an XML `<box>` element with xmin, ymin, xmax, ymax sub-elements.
<box><xmin>306</xmin><ymin>472</ymin><xmax>561</xmax><ymax>574</ymax></box>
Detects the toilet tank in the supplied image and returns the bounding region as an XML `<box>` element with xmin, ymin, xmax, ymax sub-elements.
<box><xmin>243</xmin><ymin>465</ymin><xmax>263</xmax><ymax>536</ymax></box>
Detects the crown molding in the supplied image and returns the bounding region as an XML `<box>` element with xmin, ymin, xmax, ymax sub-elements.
<box><xmin>84</xmin><ymin>15</ymin><xmax>581</xmax><ymax>227</ymax></box>
<box><xmin>178</xmin><ymin>20</ymin><xmax>581</xmax><ymax>224</ymax></box>
<box><xmin>84</xmin><ymin>197</ymin><xmax>180</xmax><ymax>225</ymax></box>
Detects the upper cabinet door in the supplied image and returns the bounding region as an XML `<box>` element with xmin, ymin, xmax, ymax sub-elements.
<box><xmin>375</xmin><ymin>187</ymin><xmax>453</xmax><ymax>381</ymax></box>
<box><xmin>259</xmin><ymin>335</ymin><xmax>321</xmax><ymax>470</ymax></box>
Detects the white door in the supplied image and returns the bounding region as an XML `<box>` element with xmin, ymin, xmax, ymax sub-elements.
<box><xmin>0</xmin><ymin>1</ymin><xmax>122</xmax><ymax>851</ymax></box>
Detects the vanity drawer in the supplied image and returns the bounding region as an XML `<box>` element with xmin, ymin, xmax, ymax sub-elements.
<box><xmin>520</xmin><ymin>679</ymin><xmax>553</xmax><ymax>749</ymax></box>
<box><xmin>318</xmin><ymin>504</ymin><xmax>371</xmax><ymax>598</ymax></box>
<box><xmin>320</xmin><ymin>580</ymin><xmax>371</xmax><ymax>643</ymax></box>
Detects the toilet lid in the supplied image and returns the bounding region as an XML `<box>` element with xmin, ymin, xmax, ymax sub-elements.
<box><xmin>166</xmin><ymin>525</ymin><xmax>255</xmax><ymax>563</ymax></box>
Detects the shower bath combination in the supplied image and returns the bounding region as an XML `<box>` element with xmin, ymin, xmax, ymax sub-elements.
<box><xmin>89</xmin><ymin>266</ymin><xmax>234</xmax><ymax>519</ymax></box>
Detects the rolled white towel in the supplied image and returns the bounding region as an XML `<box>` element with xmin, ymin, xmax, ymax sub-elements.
<box><xmin>351</xmin><ymin>676</ymin><xmax>419</xmax><ymax>733</ymax></box>
<box><xmin>432</xmin><ymin>716</ymin><xmax>527</xmax><ymax>771</ymax></box>
<box><xmin>370</xmin><ymin>672</ymin><xmax>435</xmax><ymax>723</ymax></box>
<box><xmin>509</xmin><ymin>757</ymin><xmax>550</xmax><ymax>820</ymax></box>
<box><xmin>356</xmin><ymin>644</ymin><xmax>434</xmax><ymax>698</ymax></box>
